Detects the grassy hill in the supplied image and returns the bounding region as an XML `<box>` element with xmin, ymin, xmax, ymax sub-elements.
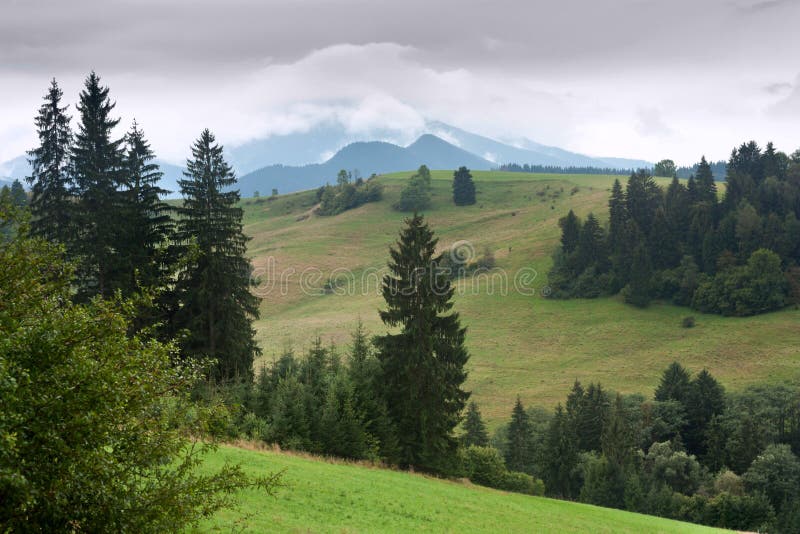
<box><xmin>241</xmin><ymin>170</ymin><xmax>800</xmax><ymax>425</ymax></box>
<box><xmin>196</xmin><ymin>445</ymin><xmax>724</xmax><ymax>533</ymax></box>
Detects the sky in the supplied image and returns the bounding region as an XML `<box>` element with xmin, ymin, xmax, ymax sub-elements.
<box><xmin>2</xmin><ymin>0</ymin><xmax>800</xmax><ymax>166</ymax></box>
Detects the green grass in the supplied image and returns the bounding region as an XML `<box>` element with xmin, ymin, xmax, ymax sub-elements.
<box><xmin>241</xmin><ymin>170</ymin><xmax>800</xmax><ymax>426</ymax></box>
<box><xmin>196</xmin><ymin>445</ymin><xmax>725</xmax><ymax>533</ymax></box>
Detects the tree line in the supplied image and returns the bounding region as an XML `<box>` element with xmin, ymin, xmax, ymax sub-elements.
<box><xmin>471</xmin><ymin>364</ymin><xmax>800</xmax><ymax>532</ymax></box>
<box><xmin>499</xmin><ymin>163</ymin><xmax>633</xmax><ymax>175</ymax></box>
<box><xmin>550</xmin><ymin>146</ymin><xmax>800</xmax><ymax>314</ymax></box>
<box><xmin>25</xmin><ymin>74</ymin><xmax>259</xmax><ymax>380</ymax></box>
<box><xmin>499</xmin><ymin>160</ymin><xmax>727</xmax><ymax>181</ymax></box>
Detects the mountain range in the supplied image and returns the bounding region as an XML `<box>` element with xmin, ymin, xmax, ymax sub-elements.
<box><xmin>1</xmin><ymin>121</ymin><xmax>651</xmax><ymax>197</ymax></box>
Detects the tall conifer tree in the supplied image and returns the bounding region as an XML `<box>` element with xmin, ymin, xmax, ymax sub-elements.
<box><xmin>119</xmin><ymin>121</ymin><xmax>174</xmax><ymax>298</ymax></box>
<box><xmin>452</xmin><ymin>166</ymin><xmax>476</xmax><ymax>206</ymax></box>
<box><xmin>26</xmin><ymin>79</ymin><xmax>73</xmax><ymax>245</ymax></box>
<box><xmin>71</xmin><ymin>71</ymin><xmax>126</xmax><ymax>299</ymax></box>
<box><xmin>654</xmin><ymin>362</ymin><xmax>692</xmax><ymax>403</ymax></box>
<box><xmin>559</xmin><ymin>210</ymin><xmax>581</xmax><ymax>254</ymax></box>
<box><xmin>624</xmin><ymin>241</ymin><xmax>653</xmax><ymax>307</ymax></box>
<box><xmin>375</xmin><ymin>214</ymin><xmax>469</xmax><ymax>472</ymax></box>
<box><xmin>544</xmin><ymin>404</ymin><xmax>579</xmax><ymax>499</ymax></box>
<box><xmin>607</xmin><ymin>179</ymin><xmax>627</xmax><ymax>253</ymax></box>
<box><xmin>505</xmin><ymin>397</ymin><xmax>533</xmax><ymax>472</ymax></box>
<box><xmin>462</xmin><ymin>401</ymin><xmax>489</xmax><ymax>447</ymax></box>
<box><xmin>174</xmin><ymin>129</ymin><xmax>260</xmax><ymax>381</ymax></box>
<box><xmin>695</xmin><ymin>156</ymin><xmax>718</xmax><ymax>205</ymax></box>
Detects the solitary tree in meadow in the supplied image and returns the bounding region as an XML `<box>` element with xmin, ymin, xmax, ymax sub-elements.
<box><xmin>375</xmin><ymin>213</ymin><xmax>469</xmax><ymax>472</ymax></box>
<box><xmin>452</xmin><ymin>166</ymin><xmax>476</xmax><ymax>206</ymax></box>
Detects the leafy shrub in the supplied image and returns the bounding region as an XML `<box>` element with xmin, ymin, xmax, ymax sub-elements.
<box><xmin>681</xmin><ymin>316</ymin><xmax>695</xmax><ymax>328</ymax></box>
<box><xmin>395</xmin><ymin>166</ymin><xmax>432</xmax><ymax>212</ymax></box>
<box><xmin>692</xmin><ymin>249</ymin><xmax>787</xmax><ymax>316</ymax></box>
<box><xmin>463</xmin><ymin>446</ymin><xmax>544</xmax><ymax>496</ymax></box>
<box><xmin>499</xmin><ymin>471</ymin><xmax>545</xmax><ymax>496</ymax></box>
<box><xmin>464</xmin><ymin>446</ymin><xmax>507</xmax><ymax>488</ymax></box>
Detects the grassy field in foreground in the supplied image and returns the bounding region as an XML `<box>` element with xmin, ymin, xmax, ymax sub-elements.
<box><xmin>195</xmin><ymin>445</ymin><xmax>725</xmax><ymax>533</ymax></box>
<box><xmin>241</xmin><ymin>170</ymin><xmax>800</xmax><ymax>425</ymax></box>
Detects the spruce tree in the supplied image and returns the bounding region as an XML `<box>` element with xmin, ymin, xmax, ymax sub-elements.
<box><xmin>685</xmin><ymin>369</ymin><xmax>725</xmax><ymax>456</ymax></box>
<box><xmin>375</xmin><ymin>214</ymin><xmax>469</xmax><ymax>472</ymax></box>
<box><xmin>71</xmin><ymin>71</ymin><xmax>126</xmax><ymax>299</ymax></box>
<box><xmin>119</xmin><ymin>121</ymin><xmax>174</xmax><ymax>300</ymax></box>
<box><xmin>624</xmin><ymin>241</ymin><xmax>653</xmax><ymax>307</ymax></box>
<box><xmin>607</xmin><ymin>179</ymin><xmax>627</xmax><ymax>253</ymax></box>
<box><xmin>602</xmin><ymin>393</ymin><xmax>635</xmax><ymax>469</ymax></box>
<box><xmin>320</xmin><ymin>371</ymin><xmax>369</xmax><ymax>459</ymax></box>
<box><xmin>625</xmin><ymin>169</ymin><xmax>661</xmax><ymax>236</ymax></box>
<box><xmin>649</xmin><ymin>207</ymin><xmax>679</xmax><ymax>270</ymax></box>
<box><xmin>577</xmin><ymin>213</ymin><xmax>607</xmax><ymax>272</ymax></box>
<box><xmin>462</xmin><ymin>401</ymin><xmax>489</xmax><ymax>447</ymax></box>
<box><xmin>26</xmin><ymin>78</ymin><xmax>73</xmax><ymax>245</ymax></box>
<box><xmin>348</xmin><ymin>320</ymin><xmax>399</xmax><ymax>462</ymax></box>
<box><xmin>665</xmin><ymin>176</ymin><xmax>689</xmax><ymax>240</ymax></box>
<box><xmin>544</xmin><ymin>404</ymin><xmax>579</xmax><ymax>499</ymax></box>
<box><xmin>654</xmin><ymin>362</ymin><xmax>692</xmax><ymax>404</ymax></box>
<box><xmin>577</xmin><ymin>382</ymin><xmax>610</xmax><ymax>452</ymax></box>
<box><xmin>559</xmin><ymin>210</ymin><xmax>581</xmax><ymax>254</ymax></box>
<box><xmin>505</xmin><ymin>397</ymin><xmax>533</xmax><ymax>473</ymax></box>
<box><xmin>452</xmin><ymin>166</ymin><xmax>476</xmax><ymax>206</ymax></box>
<box><xmin>565</xmin><ymin>379</ymin><xmax>585</xmax><ymax>426</ymax></box>
<box><xmin>695</xmin><ymin>156</ymin><xmax>718</xmax><ymax>205</ymax></box>
<box><xmin>687</xmin><ymin>175</ymin><xmax>699</xmax><ymax>205</ymax></box>
<box><xmin>174</xmin><ymin>129</ymin><xmax>260</xmax><ymax>381</ymax></box>
<box><xmin>10</xmin><ymin>181</ymin><xmax>26</xmax><ymax>208</ymax></box>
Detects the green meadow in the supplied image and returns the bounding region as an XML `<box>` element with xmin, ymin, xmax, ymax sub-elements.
<box><xmin>241</xmin><ymin>170</ymin><xmax>800</xmax><ymax>425</ymax></box>
<box><xmin>196</xmin><ymin>445</ymin><xmax>725</xmax><ymax>533</ymax></box>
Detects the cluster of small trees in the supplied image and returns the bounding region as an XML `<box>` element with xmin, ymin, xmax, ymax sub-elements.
<box><xmin>314</xmin><ymin>169</ymin><xmax>383</xmax><ymax>215</ymax></box>
<box><xmin>25</xmin><ymin>74</ymin><xmax>259</xmax><ymax>379</ymax></box>
<box><xmin>472</xmin><ymin>364</ymin><xmax>800</xmax><ymax>531</ymax></box>
<box><xmin>550</xmin><ymin>143</ymin><xmax>800</xmax><ymax>314</ymax></box>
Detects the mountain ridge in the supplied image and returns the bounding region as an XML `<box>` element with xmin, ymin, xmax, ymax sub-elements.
<box><xmin>2</xmin><ymin>120</ymin><xmax>653</xmax><ymax>196</ymax></box>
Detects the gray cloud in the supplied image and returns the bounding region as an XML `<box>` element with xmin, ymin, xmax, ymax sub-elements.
<box><xmin>2</xmin><ymin>0</ymin><xmax>800</xmax><ymax>165</ymax></box>
<box><xmin>764</xmin><ymin>82</ymin><xmax>793</xmax><ymax>95</ymax></box>
<box><xmin>2</xmin><ymin>0</ymin><xmax>798</xmax><ymax>75</ymax></box>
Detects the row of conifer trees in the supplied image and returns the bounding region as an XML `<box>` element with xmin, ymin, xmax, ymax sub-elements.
<box><xmin>26</xmin><ymin>73</ymin><xmax>259</xmax><ymax>380</ymax></box>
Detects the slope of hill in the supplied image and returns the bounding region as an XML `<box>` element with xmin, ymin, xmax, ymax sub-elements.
<box><xmin>240</xmin><ymin>170</ymin><xmax>800</xmax><ymax>425</ymax></box>
<box><xmin>197</xmin><ymin>445</ymin><xmax>722</xmax><ymax>533</ymax></box>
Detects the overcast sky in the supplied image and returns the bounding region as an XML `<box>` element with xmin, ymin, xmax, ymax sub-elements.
<box><xmin>2</xmin><ymin>0</ymin><xmax>800</xmax><ymax>166</ymax></box>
